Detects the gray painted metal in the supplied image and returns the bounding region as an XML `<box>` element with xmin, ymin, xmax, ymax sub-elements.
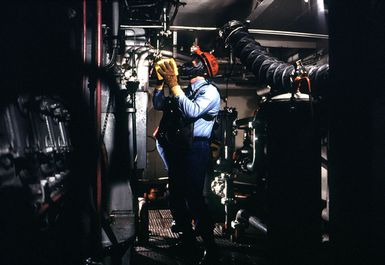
<box><xmin>246</xmin><ymin>0</ymin><xmax>275</xmax><ymax>22</ymax></box>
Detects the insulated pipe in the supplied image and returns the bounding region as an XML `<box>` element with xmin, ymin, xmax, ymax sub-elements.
<box><xmin>220</xmin><ymin>21</ymin><xmax>329</xmax><ymax>96</ymax></box>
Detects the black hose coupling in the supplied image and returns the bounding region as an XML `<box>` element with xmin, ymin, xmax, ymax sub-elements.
<box><xmin>219</xmin><ymin>20</ymin><xmax>248</xmax><ymax>48</ymax></box>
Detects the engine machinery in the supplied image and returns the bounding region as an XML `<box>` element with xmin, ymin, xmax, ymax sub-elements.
<box><xmin>0</xmin><ymin>94</ymin><xmax>78</xmax><ymax>265</ymax></box>
<box><xmin>208</xmin><ymin>20</ymin><xmax>329</xmax><ymax>265</ymax></box>
<box><xmin>0</xmin><ymin>96</ymin><xmax>72</xmax><ymax>209</ymax></box>
<box><xmin>0</xmin><ymin>1</ymin><xmax>331</xmax><ymax>265</ymax></box>
<box><xmin>2</xmin><ymin>1</ymin><xmax>384</xmax><ymax>265</ymax></box>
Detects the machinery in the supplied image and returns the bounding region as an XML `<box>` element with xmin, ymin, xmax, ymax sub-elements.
<box><xmin>0</xmin><ymin>2</ymin><xmax>331</xmax><ymax>265</ymax></box>
<box><xmin>2</xmin><ymin>1</ymin><xmax>385</xmax><ymax>265</ymax></box>
<box><xmin>209</xmin><ymin>20</ymin><xmax>330</xmax><ymax>264</ymax></box>
<box><xmin>0</xmin><ymin>1</ymin><xmax>193</xmax><ymax>264</ymax></box>
<box><xmin>0</xmin><ymin>95</ymin><xmax>72</xmax><ymax>213</ymax></box>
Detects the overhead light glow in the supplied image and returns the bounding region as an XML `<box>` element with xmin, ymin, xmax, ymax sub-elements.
<box><xmin>304</xmin><ymin>0</ymin><xmax>309</xmax><ymax>3</ymax></box>
<box><xmin>317</xmin><ymin>0</ymin><xmax>325</xmax><ymax>12</ymax></box>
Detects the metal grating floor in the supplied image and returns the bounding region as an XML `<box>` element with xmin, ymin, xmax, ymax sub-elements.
<box><xmin>148</xmin><ymin>209</ymin><xmax>179</xmax><ymax>240</ymax></box>
<box><xmin>133</xmin><ymin>209</ymin><xmax>268</xmax><ymax>265</ymax></box>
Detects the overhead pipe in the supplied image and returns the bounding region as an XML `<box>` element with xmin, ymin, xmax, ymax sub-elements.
<box><xmin>118</xmin><ymin>24</ymin><xmax>329</xmax><ymax>39</ymax></box>
<box><xmin>127</xmin><ymin>46</ymin><xmax>192</xmax><ymax>64</ymax></box>
<box><xmin>219</xmin><ymin>20</ymin><xmax>329</xmax><ymax>96</ymax></box>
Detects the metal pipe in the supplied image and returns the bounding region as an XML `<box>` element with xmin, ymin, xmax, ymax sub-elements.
<box><xmin>119</xmin><ymin>24</ymin><xmax>162</xmax><ymax>29</ymax></box>
<box><xmin>162</xmin><ymin>5</ymin><xmax>168</xmax><ymax>33</ymax></box>
<box><xmin>235</xmin><ymin>209</ymin><xmax>267</xmax><ymax>235</ymax></box>
<box><xmin>58</xmin><ymin>122</ymin><xmax>68</xmax><ymax>147</ymax></box>
<box><xmin>96</xmin><ymin>0</ymin><xmax>103</xmax><ymax>214</ymax></box>
<box><xmin>96</xmin><ymin>2</ymin><xmax>102</xmax><ymax>66</ymax></box>
<box><xmin>82</xmin><ymin>0</ymin><xmax>87</xmax><ymax>96</ymax></box>
<box><xmin>171</xmin><ymin>25</ymin><xmax>218</xmax><ymax>31</ymax></box>
<box><xmin>111</xmin><ymin>0</ymin><xmax>119</xmax><ymax>47</ymax></box>
<box><xmin>153</xmin><ymin>49</ymin><xmax>191</xmax><ymax>61</ymax></box>
<box><xmin>246</xmin><ymin>128</ymin><xmax>256</xmax><ymax>171</ymax></box>
<box><xmin>248</xmin><ymin>29</ymin><xmax>329</xmax><ymax>39</ymax></box>
<box><xmin>249</xmin><ymin>216</ymin><xmax>267</xmax><ymax>235</ymax></box>
<box><xmin>117</xmin><ymin>24</ymin><xmax>329</xmax><ymax>39</ymax></box>
<box><xmin>172</xmin><ymin>31</ymin><xmax>178</xmax><ymax>58</ymax></box>
<box><xmin>82</xmin><ymin>0</ymin><xmax>87</xmax><ymax>64</ymax></box>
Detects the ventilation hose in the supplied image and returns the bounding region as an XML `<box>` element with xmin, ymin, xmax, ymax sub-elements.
<box><xmin>220</xmin><ymin>20</ymin><xmax>329</xmax><ymax>96</ymax></box>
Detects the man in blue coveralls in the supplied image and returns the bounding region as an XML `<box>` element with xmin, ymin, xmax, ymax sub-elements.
<box><xmin>153</xmin><ymin>46</ymin><xmax>221</xmax><ymax>265</ymax></box>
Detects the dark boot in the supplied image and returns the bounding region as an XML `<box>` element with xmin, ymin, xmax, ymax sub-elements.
<box><xmin>199</xmin><ymin>232</ymin><xmax>219</xmax><ymax>265</ymax></box>
<box><xmin>169</xmin><ymin>231</ymin><xmax>201</xmax><ymax>261</ymax></box>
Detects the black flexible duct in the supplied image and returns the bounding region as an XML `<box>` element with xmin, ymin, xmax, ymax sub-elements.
<box><xmin>220</xmin><ymin>21</ymin><xmax>329</xmax><ymax>96</ymax></box>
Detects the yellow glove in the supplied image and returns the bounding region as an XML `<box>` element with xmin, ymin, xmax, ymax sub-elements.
<box><xmin>156</xmin><ymin>59</ymin><xmax>183</xmax><ymax>97</ymax></box>
<box><xmin>157</xmin><ymin>61</ymin><xmax>179</xmax><ymax>88</ymax></box>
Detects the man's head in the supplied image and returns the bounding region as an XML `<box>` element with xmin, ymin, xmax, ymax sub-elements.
<box><xmin>179</xmin><ymin>46</ymin><xmax>219</xmax><ymax>80</ymax></box>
